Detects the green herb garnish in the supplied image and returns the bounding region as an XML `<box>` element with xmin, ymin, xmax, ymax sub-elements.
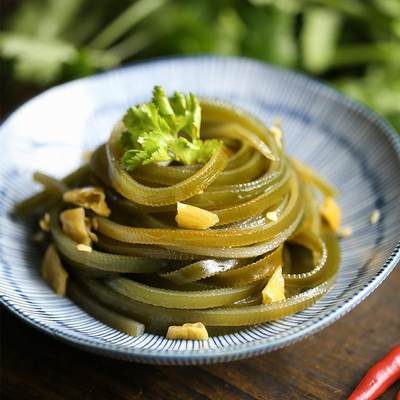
<box><xmin>119</xmin><ymin>86</ymin><xmax>221</xmax><ymax>171</ymax></box>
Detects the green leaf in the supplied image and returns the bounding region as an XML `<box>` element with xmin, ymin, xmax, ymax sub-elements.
<box><xmin>241</xmin><ymin>5</ymin><xmax>297</xmax><ymax>67</ymax></box>
<box><xmin>372</xmin><ymin>0</ymin><xmax>400</xmax><ymax>18</ymax></box>
<box><xmin>0</xmin><ymin>32</ymin><xmax>77</xmax><ymax>84</ymax></box>
<box><xmin>214</xmin><ymin>7</ymin><xmax>245</xmax><ymax>55</ymax></box>
<box><xmin>248</xmin><ymin>0</ymin><xmax>301</xmax><ymax>13</ymax></box>
<box><xmin>89</xmin><ymin>0</ymin><xmax>168</xmax><ymax>49</ymax></box>
<box><xmin>195</xmin><ymin>138</ymin><xmax>223</xmax><ymax>164</ymax></box>
<box><xmin>8</xmin><ymin>0</ymin><xmax>85</xmax><ymax>39</ymax></box>
<box><xmin>121</xmin><ymin>149</ymin><xmax>148</xmax><ymax>171</ymax></box>
<box><xmin>120</xmin><ymin>86</ymin><xmax>222</xmax><ymax>171</ymax></box>
<box><xmin>123</xmin><ymin>103</ymin><xmax>162</xmax><ymax>136</ymax></box>
<box><xmin>301</xmin><ymin>7</ymin><xmax>342</xmax><ymax>74</ymax></box>
<box><xmin>170</xmin><ymin>137</ymin><xmax>200</xmax><ymax>165</ymax></box>
<box><xmin>332</xmin><ymin>42</ymin><xmax>400</xmax><ymax>67</ymax></box>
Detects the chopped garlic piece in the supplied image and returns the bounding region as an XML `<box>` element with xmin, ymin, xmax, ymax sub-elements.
<box><xmin>63</xmin><ymin>186</ymin><xmax>111</xmax><ymax>217</ymax></box>
<box><xmin>266</xmin><ymin>210</ymin><xmax>279</xmax><ymax>222</ymax></box>
<box><xmin>320</xmin><ymin>197</ymin><xmax>341</xmax><ymax>232</ymax></box>
<box><xmin>370</xmin><ymin>209</ymin><xmax>380</xmax><ymax>225</ymax></box>
<box><xmin>166</xmin><ymin>322</ymin><xmax>209</xmax><ymax>340</ymax></box>
<box><xmin>270</xmin><ymin>125</ymin><xmax>283</xmax><ymax>148</ymax></box>
<box><xmin>262</xmin><ymin>266</ymin><xmax>285</xmax><ymax>304</ymax></box>
<box><xmin>60</xmin><ymin>207</ymin><xmax>93</xmax><ymax>246</ymax></box>
<box><xmin>41</xmin><ymin>244</ymin><xmax>68</xmax><ymax>296</ymax></box>
<box><xmin>76</xmin><ymin>243</ymin><xmax>92</xmax><ymax>253</ymax></box>
<box><xmin>176</xmin><ymin>202</ymin><xmax>219</xmax><ymax>229</ymax></box>
<box><xmin>338</xmin><ymin>226</ymin><xmax>352</xmax><ymax>239</ymax></box>
<box><xmin>39</xmin><ymin>213</ymin><xmax>51</xmax><ymax>232</ymax></box>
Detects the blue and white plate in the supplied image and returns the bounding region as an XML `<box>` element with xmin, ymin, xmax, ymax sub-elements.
<box><xmin>1</xmin><ymin>57</ymin><xmax>399</xmax><ymax>365</ymax></box>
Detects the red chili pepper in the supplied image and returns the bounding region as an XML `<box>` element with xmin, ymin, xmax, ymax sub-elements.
<box><xmin>349</xmin><ymin>345</ymin><xmax>400</xmax><ymax>400</ymax></box>
<box><xmin>397</xmin><ymin>390</ymin><xmax>400</xmax><ymax>400</ymax></box>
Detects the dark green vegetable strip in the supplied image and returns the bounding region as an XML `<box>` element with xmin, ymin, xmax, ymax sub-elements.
<box><xmin>78</xmin><ymin>277</ymin><xmax>333</xmax><ymax>331</ymax></box>
<box><xmin>33</xmin><ymin>172</ymin><xmax>68</xmax><ymax>195</ymax></box>
<box><xmin>20</xmin><ymin>93</ymin><xmax>340</xmax><ymax>337</ymax></box>
<box><xmin>160</xmin><ymin>258</ymin><xmax>244</xmax><ymax>285</ymax></box>
<box><xmin>105</xmin><ymin>277</ymin><xmax>264</xmax><ymax>309</ymax></box>
<box><xmin>14</xmin><ymin>165</ymin><xmax>90</xmax><ymax>216</ymax></box>
<box><xmin>68</xmin><ymin>280</ymin><xmax>145</xmax><ymax>336</ymax></box>
<box><xmin>50</xmin><ymin>209</ymin><xmax>172</xmax><ymax>274</ymax></box>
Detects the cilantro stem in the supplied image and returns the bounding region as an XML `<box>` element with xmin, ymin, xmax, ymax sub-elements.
<box><xmin>89</xmin><ymin>0</ymin><xmax>168</xmax><ymax>49</ymax></box>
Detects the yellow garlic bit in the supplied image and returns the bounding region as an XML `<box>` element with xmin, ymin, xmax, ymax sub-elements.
<box><xmin>262</xmin><ymin>265</ymin><xmax>285</xmax><ymax>304</ymax></box>
<box><xmin>39</xmin><ymin>212</ymin><xmax>51</xmax><ymax>232</ymax></box>
<box><xmin>60</xmin><ymin>207</ymin><xmax>93</xmax><ymax>246</ymax></box>
<box><xmin>63</xmin><ymin>186</ymin><xmax>111</xmax><ymax>217</ymax></box>
<box><xmin>176</xmin><ymin>202</ymin><xmax>219</xmax><ymax>229</ymax></box>
<box><xmin>320</xmin><ymin>197</ymin><xmax>341</xmax><ymax>232</ymax></box>
<box><xmin>76</xmin><ymin>243</ymin><xmax>92</xmax><ymax>253</ymax></box>
<box><xmin>166</xmin><ymin>322</ymin><xmax>209</xmax><ymax>340</ymax></box>
<box><xmin>41</xmin><ymin>244</ymin><xmax>68</xmax><ymax>296</ymax></box>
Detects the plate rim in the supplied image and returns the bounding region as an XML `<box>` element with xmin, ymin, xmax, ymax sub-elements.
<box><xmin>1</xmin><ymin>55</ymin><xmax>399</xmax><ymax>364</ymax></box>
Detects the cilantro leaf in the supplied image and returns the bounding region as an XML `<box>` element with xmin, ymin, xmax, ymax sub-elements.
<box><xmin>119</xmin><ymin>86</ymin><xmax>221</xmax><ymax>171</ymax></box>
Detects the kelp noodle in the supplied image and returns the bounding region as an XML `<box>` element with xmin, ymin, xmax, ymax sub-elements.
<box><xmin>16</xmin><ymin>99</ymin><xmax>341</xmax><ymax>338</ymax></box>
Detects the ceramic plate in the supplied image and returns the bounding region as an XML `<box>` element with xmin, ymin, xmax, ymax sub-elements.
<box><xmin>1</xmin><ymin>56</ymin><xmax>399</xmax><ymax>364</ymax></box>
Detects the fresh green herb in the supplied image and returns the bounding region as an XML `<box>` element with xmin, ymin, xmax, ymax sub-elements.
<box><xmin>1</xmin><ymin>0</ymin><xmax>399</xmax><ymax>132</ymax></box>
<box><xmin>119</xmin><ymin>86</ymin><xmax>221</xmax><ymax>170</ymax></box>
<box><xmin>301</xmin><ymin>7</ymin><xmax>342</xmax><ymax>74</ymax></box>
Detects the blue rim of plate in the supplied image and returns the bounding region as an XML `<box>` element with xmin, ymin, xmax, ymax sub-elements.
<box><xmin>1</xmin><ymin>55</ymin><xmax>399</xmax><ymax>364</ymax></box>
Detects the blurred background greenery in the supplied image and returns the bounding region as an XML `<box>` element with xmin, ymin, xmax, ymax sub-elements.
<box><xmin>1</xmin><ymin>0</ymin><xmax>399</xmax><ymax>132</ymax></box>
